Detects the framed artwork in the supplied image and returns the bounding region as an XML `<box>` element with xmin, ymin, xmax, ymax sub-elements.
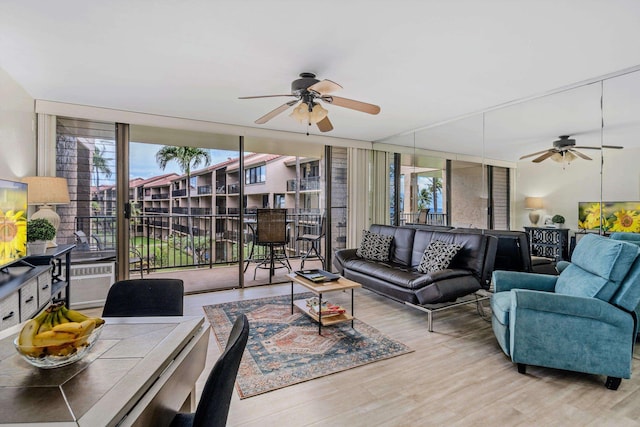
<box><xmin>578</xmin><ymin>201</ymin><xmax>640</xmax><ymax>232</ymax></box>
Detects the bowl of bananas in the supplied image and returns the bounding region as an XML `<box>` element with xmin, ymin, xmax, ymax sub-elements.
<box><xmin>14</xmin><ymin>302</ymin><xmax>105</xmax><ymax>369</ymax></box>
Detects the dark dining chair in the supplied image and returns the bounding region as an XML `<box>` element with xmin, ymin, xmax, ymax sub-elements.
<box><xmin>170</xmin><ymin>314</ymin><xmax>249</xmax><ymax>427</ymax></box>
<box><xmin>102</xmin><ymin>278</ymin><xmax>184</xmax><ymax>317</ymax></box>
<box><xmin>253</xmin><ymin>208</ymin><xmax>291</xmax><ymax>282</ymax></box>
<box><xmin>296</xmin><ymin>214</ymin><xmax>326</xmax><ymax>269</ymax></box>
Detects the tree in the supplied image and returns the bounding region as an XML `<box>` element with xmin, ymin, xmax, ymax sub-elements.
<box><xmin>428</xmin><ymin>177</ymin><xmax>443</xmax><ymax>212</ymax></box>
<box><xmin>417</xmin><ymin>188</ymin><xmax>432</xmax><ymax>210</ymax></box>
<box><xmin>156</xmin><ymin>146</ymin><xmax>211</xmax><ymax>264</ymax></box>
<box><xmin>92</xmin><ymin>145</ymin><xmax>113</xmax><ymax>206</ymax></box>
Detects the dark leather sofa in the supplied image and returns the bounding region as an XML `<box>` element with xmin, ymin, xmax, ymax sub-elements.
<box><xmin>450</xmin><ymin>228</ymin><xmax>557</xmax><ymax>275</ymax></box>
<box><xmin>333</xmin><ymin>225</ymin><xmax>498</xmax><ymax>305</ymax></box>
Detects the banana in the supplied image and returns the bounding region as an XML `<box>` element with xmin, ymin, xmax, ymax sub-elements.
<box><xmin>79</xmin><ymin>319</ymin><xmax>96</xmax><ymax>337</ymax></box>
<box><xmin>61</xmin><ymin>306</ymin><xmax>89</xmax><ymax>323</ymax></box>
<box><xmin>52</xmin><ymin>321</ymin><xmax>83</xmax><ymax>334</ymax></box>
<box><xmin>32</xmin><ymin>330</ymin><xmax>77</xmax><ymax>347</ymax></box>
<box><xmin>62</xmin><ymin>306</ymin><xmax>105</xmax><ymax>327</ymax></box>
<box><xmin>37</xmin><ymin>312</ymin><xmax>55</xmax><ymax>335</ymax></box>
<box><xmin>18</xmin><ymin>319</ymin><xmax>39</xmax><ymax>347</ymax></box>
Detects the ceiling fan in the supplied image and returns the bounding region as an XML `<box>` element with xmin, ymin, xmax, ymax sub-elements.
<box><xmin>239</xmin><ymin>72</ymin><xmax>381</xmax><ymax>133</ymax></box>
<box><xmin>519</xmin><ymin>135</ymin><xmax>623</xmax><ymax>163</ymax></box>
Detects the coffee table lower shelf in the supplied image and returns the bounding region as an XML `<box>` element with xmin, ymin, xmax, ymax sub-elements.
<box><xmin>293</xmin><ymin>299</ymin><xmax>354</xmax><ymax>326</ymax></box>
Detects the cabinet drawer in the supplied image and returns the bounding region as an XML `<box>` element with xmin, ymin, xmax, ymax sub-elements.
<box><xmin>20</xmin><ymin>278</ymin><xmax>39</xmax><ymax>321</ymax></box>
<box><xmin>0</xmin><ymin>293</ymin><xmax>20</xmax><ymax>331</ymax></box>
<box><xmin>38</xmin><ymin>272</ymin><xmax>52</xmax><ymax>307</ymax></box>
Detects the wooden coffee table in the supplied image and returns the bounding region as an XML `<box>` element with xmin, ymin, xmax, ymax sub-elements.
<box><xmin>288</xmin><ymin>273</ymin><xmax>362</xmax><ymax>335</ymax></box>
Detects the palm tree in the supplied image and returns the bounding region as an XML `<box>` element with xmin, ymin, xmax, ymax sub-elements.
<box><xmin>92</xmin><ymin>146</ymin><xmax>113</xmax><ymax>209</ymax></box>
<box><xmin>417</xmin><ymin>188</ymin><xmax>432</xmax><ymax>210</ymax></box>
<box><xmin>428</xmin><ymin>177</ymin><xmax>443</xmax><ymax>212</ymax></box>
<box><xmin>156</xmin><ymin>146</ymin><xmax>211</xmax><ymax>264</ymax></box>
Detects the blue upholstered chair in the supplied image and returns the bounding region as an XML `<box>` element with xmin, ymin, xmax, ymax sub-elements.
<box><xmin>491</xmin><ymin>234</ymin><xmax>640</xmax><ymax>389</ymax></box>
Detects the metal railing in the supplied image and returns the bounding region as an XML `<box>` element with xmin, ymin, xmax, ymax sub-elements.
<box><xmin>401</xmin><ymin>212</ymin><xmax>448</xmax><ymax>226</ymax></box>
<box><xmin>73</xmin><ymin>212</ymin><xmax>326</xmax><ymax>275</ymax></box>
<box><xmin>286</xmin><ymin>176</ymin><xmax>321</xmax><ymax>192</ymax></box>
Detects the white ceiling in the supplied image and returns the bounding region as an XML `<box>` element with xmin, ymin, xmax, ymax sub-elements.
<box><xmin>2</xmin><ymin>1</ymin><xmax>640</xmax><ymax>162</ymax></box>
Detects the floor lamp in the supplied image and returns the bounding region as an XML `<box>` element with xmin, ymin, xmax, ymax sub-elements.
<box><xmin>23</xmin><ymin>176</ymin><xmax>70</xmax><ymax>248</ymax></box>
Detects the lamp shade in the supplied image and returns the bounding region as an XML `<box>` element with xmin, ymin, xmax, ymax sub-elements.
<box><xmin>23</xmin><ymin>177</ymin><xmax>70</xmax><ymax>205</ymax></box>
<box><xmin>524</xmin><ymin>197</ymin><xmax>543</xmax><ymax>210</ymax></box>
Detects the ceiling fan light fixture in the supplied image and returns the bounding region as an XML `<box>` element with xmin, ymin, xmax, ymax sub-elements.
<box><xmin>289</xmin><ymin>102</ymin><xmax>309</xmax><ymax>123</ymax></box>
<box><xmin>308</xmin><ymin>103</ymin><xmax>328</xmax><ymax>124</ymax></box>
<box><xmin>289</xmin><ymin>102</ymin><xmax>328</xmax><ymax>125</ymax></box>
<box><xmin>550</xmin><ymin>152</ymin><xmax>564</xmax><ymax>163</ymax></box>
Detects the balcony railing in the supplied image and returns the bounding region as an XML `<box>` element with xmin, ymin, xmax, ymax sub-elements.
<box><xmin>72</xmin><ymin>212</ymin><xmax>327</xmax><ymax>274</ymax></box>
<box><xmin>197</xmin><ymin>185</ymin><xmax>212</xmax><ymax>195</ymax></box>
<box><xmin>227</xmin><ymin>183</ymin><xmax>240</xmax><ymax>194</ymax></box>
<box><xmin>172</xmin><ymin>189</ymin><xmax>187</xmax><ymax>197</ymax></box>
<box><xmin>286</xmin><ymin>176</ymin><xmax>321</xmax><ymax>192</ymax></box>
<box><xmin>151</xmin><ymin>193</ymin><xmax>170</xmax><ymax>200</ymax></box>
<box><xmin>401</xmin><ymin>212</ymin><xmax>448</xmax><ymax>226</ymax></box>
<box><xmin>172</xmin><ymin>207</ymin><xmax>212</xmax><ymax>215</ymax></box>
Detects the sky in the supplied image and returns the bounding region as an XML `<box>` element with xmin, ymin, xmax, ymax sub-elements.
<box><xmin>128</xmin><ymin>142</ymin><xmax>239</xmax><ymax>180</ymax></box>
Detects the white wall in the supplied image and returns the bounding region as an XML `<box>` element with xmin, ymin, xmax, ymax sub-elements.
<box><xmin>515</xmin><ymin>147</ymin><xmax>640</xmax><ymax>231</ymax></box>
<box><xmin>0</xmin><ymin>67</ymin><xmax>35</xmax><ymax>180</ymax></box>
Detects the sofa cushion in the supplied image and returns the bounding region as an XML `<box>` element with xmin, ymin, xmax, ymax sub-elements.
<box><xmin>417</xmin><ymin>240</ymin><xmax>462</xmax><ymax>273</ymax></box>
<box><xmin>356</xmin><ymin>230</ymin><xmax>393</xmax><ymax>262</ymax></box>
<box><xmin>370</xmin><ymin>224</ymin><xmax>415</xmax><ymax>266</ymax></box>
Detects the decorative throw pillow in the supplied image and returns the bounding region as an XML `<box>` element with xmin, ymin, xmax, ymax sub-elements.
<box><xmin>417</xmin><ymin>240</ymin><xmax>463</xmax><ymax>273</ymax></box>
<box><xmin>356</xmin><ymin>230</ymin><xmax>393</xmax><ymax>261</ymax></box>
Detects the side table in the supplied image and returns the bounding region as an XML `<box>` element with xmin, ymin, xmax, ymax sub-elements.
<box><xmin>288</xmin><ymin>273</ymin><xmax>361</xmax><ymax>335</ymax></box>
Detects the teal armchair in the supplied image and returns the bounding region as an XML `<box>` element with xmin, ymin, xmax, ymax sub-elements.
<box><xmin>491</xmin><ymin>234</ymin><xmax>640</xmax><ymax>389</ymax></box>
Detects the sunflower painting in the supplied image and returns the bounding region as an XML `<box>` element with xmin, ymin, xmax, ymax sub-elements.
<box><xmin>0</xmin><ymin>180</ymin><xmax>29</xmax><ymax>267</ymax></box>
<box><xmin>578</xmin><ymin>201</ymin><xmax>640</xmax><ymax>233</ymax></box>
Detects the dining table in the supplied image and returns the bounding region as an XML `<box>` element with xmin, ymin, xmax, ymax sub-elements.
<box><xmin>0</xmin><ymin>315</ymin><xmax>209</xmax><ymax>426</ymax></box>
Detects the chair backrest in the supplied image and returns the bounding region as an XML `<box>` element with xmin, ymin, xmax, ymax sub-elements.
<box><xmin>256</xmin><ymin>208</ymin><xmax>288</xmax><ymax>244</ymax></box>
<box><xmin>610</xmin><ymin>233</ymin><xmax>640</xmax><ymax>311</ymax></box>
<box><xmin>192</xmin><ymin>314</ymin><xmax>249</xmax><ymax>427</ymax></box>
<box><xmin>417</xmin><ymin>209</ymin><xmax>429</xmax><ymax>224</ymax></box>
<box><xmin>555</xmin><ymin>234</ymin><xmax>640</xmax><ymax>303</ymax></box>
<box><xmin>102</xmin><ymin>278</ymin><xmax>184</xmax><ymax>317</ymax></box>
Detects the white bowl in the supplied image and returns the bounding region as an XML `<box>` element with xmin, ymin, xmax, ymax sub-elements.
<box><xmin>14</xmin><ymin>324</ymin><xmax>103</xmax><ymax>369</ymax></box>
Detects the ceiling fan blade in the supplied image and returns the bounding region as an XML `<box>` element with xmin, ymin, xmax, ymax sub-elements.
<box><xmin>569</xmin><ymin>149</ymin><xmax>592</xmax><ymax>160</ymax></box>
<box><xmin>316</xmin><ymin>116</ymin><xmax>333</xmax><ymax>132</ymax></box>
<box><xmin>254</xmin><ymin>100</ymin><xmax>298</xmax><ymax>124</ymax></box>
<box><xmin>322</xmin><ymin>95</ymin><xmax>381</xmax><ymax>115</ymax></box>
<box><xmin>239</xmin><ymin>94</ymin><xmax>296</xmax><ymax>99</ymax></box>
<box><xmin>573</xmin><ymin>145</ymin><xmax>624</xmax><ymax>151</ymax></box>
<box><xmin>308</xmin><ymin>79</ymin><xmax>343</xmax><ymax>95</ymax></box>
<box><xmin>519</xmin><ymin>149</ymin><xmax>552</xmax><ymax>160</ymax></box>
<box><xmin>532</xmin><ymin>151</ymin><xmax>556</xmax><ymax>163</ymax></box>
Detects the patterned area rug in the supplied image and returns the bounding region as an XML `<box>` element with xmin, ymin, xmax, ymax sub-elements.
<box><xmin>203</xmin><ymin>293</ymin><xmax>413</xmax><ymax>398</ymax></box>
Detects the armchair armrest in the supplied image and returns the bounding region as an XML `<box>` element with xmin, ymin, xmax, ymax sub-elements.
<box><xmin>493</xmin><ymin>270</ymin><xmax>558</xmax><ymax>293</ymax></box>
<box><xmin>556</xmin><ymin>260</ymin><xmax>571</xmax><ymax>273</ymax></box>
<box><xmin>512</xmin><ymin>289</ymin><xmax>630</xmax><ymax>326</ymax></box>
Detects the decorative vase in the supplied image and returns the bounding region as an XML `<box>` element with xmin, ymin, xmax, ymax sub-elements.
<box><xmin>27</xmin><ymin>241</ymin><xmax>47</xmax><ymax>255</ymax></box>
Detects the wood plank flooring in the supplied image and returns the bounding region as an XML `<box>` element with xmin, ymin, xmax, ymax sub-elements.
<box><xmin>91</xmin><ymin>284</ymin><xmax>640</xmax><ymax>426</ymax></box>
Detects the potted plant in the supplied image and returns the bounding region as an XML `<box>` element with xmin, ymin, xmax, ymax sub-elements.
<box><xmin>552</xmin><ymin>214</ymin><xmax>566</xmax><ymax>228</ymax></box>
<box><xmin>26</xmin><ymin>218</ymin><xmax>56</xmax><ymax>255</ymax></box>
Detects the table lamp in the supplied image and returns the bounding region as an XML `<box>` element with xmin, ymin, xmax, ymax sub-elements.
<box><xmin>23</xmin><ymin>176</ymin><xmax>70</xmax><ymax>248</ymax></box>
<box><xmin>525</xmin><ymin>197</ymin><xmax>544</xmax><ymax>226</ymax></box>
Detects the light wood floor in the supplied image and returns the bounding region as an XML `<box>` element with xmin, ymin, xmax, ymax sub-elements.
<box><xmin>91</xmin><ymin>284</ymin><xmax>640</xmax><ymax>426</ymax></box>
